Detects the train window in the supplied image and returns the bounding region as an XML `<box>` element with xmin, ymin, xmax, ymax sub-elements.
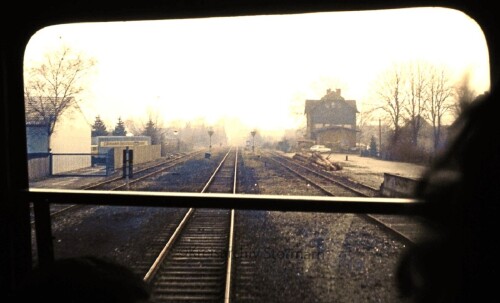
<box><xmin>24</xmin><ymin>7</ymin><xmax>489</xmax><ymax>202</ymax></box>
<box><xmin>14</xmin><ymin>3</ymin><xmax>494</xmax><ymax>302</ymax></box>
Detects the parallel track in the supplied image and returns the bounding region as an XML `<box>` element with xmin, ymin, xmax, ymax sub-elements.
<box><xmin>83</xmin><ymin>151</ymin><xmax>203</xmax><ymax>191</ymax></box>
<box><xmin>267</xmin><ymin>151</ymin><xmax>377</xmax><ymax>197</ymax></box>
<box><xmin>266</xmin><ymin>151</ymin><xmax>427</xmax><ymax>244</ymax></box>
<box><xmin>30</xmin><ymin>151</ymin><xmax>202</xmax><ymax>224</ymax></box>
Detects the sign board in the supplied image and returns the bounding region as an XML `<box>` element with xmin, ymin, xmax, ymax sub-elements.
<box><xmin>100</xmin><ymin>140</ymin><xmax>148</xmax><ymax>147</ymax></box>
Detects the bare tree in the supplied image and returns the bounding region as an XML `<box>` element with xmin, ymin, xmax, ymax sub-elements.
<box><xmin>404</xmin><ymin>62</ymin><xmax>429</xmax><ymax>146</ymax></box>
<box><xmin>371</xmin><ymin>62</ymin><xmax>465</xmax><ymax>160</ymax></box>
<box><xmin>24</xmin><ymin>45</ymin><xmax>96</xmax><ymax>151</ymax></box>
<box><xmin>124</xmin><ymin>110</ymin><xmax>166</xmax><ymax>144</ymax></box>
<box><xmin>374</xmin><ymin>64</ymin><xmax>407</xmax><ymax>143</ymax></box>
<box><xmin>123</xmin><ymin>118</ymin><xmax>142</xmax><ymax>136</ymax></box>
<box><xmin>426</xmin><ymin>65</ymin><xmax>454</xmax><ymax>153</ymax></box>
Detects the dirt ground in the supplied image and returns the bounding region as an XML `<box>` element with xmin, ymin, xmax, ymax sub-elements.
<box><xmin>283</xmin><ymin>151</ymin><xmax>427</xmax><ymax>190</ymax></box>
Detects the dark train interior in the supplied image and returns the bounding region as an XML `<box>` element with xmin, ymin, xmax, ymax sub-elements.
<box><xmin>1</xmin><ymin>0</ymin><xmax>498</xmax><ymax>302</ymax></box>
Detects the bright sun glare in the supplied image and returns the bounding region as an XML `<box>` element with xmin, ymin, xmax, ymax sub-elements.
<box><xmin>24</xmin><ymin>7</ymin><xmax>490</xmax><ymax>143</ymax></box>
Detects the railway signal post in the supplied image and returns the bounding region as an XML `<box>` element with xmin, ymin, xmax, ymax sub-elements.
<box><xmin>123</xmin><ymin>147</ymin><xmax>134</xmax><ymax>189</ymax></box>
<box><xmin>251</xmin><ymin>130</ymin><xmax>256</xmax><ymax>153</ymax></box>
<box><xmin>208</xmin><ymin>129</ymin><xmax>214</xmax><ymax>152</ymax></box>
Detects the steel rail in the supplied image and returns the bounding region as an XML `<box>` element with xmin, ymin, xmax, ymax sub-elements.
<box><xmin>224</xmin><ymin>147</ymin><xmax>238</xmax><ymax>303</ymax></box>
<box><xmin>83</xmin><ymin>150</ymin><xmax>202</xmax><ymax>190</ymax></box>
<box><xmin>143</xmin><ymin>147</ymin><xmax>238</xmax><ymax>303</ymax></box>
<box><xmin>268</xmin><ymin>151</ymin><xmax>377</xmax><ymax>196</ymax></box>
<box><xmin>200</xmin><ymin>147</ymin><xmax>233</xmax><ymax>193</ymax></box>
<box><xmin>265</xmin><ymin>151</ymin><xmax>419</xmax><ymax>244</ymax></box>
<box><xmin>265</xmin><ymin>154</ymin><xmax>362</xmax><ymax>197</ymax></box>
<box><xmin>30</xmin><ymin>151</ymin><xmax>202</xmax><ymax>225</ymax></box>
<box><xmin>362</xmin><ymin>213</ymin><xmax>415</xmax><ymax>246</ymax></box>
<box><xmin>143</xmin><ymin>208</ymin><xmax>194</xmax><ymax>283</ymax></box>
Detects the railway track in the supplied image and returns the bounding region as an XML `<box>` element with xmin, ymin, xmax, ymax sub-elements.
<box><xmin>30</xmin><ymin>151</ymin><xmax>203</xmax><ymax>224</ymax></box>
<box><xmin>82</xmin><ymin>151</ymin><xmax>203</xmax><ymax>191</ymax></box>
<box><xmin>144</xmin><ymin>147</ymin><xmax>239</xmax><ymax>302</ymax></box>
<box><xmin>265</xmin><ymin>151</ymin><xmax>428</xmax><ymax>244</ymax></box>
<box><xmin>266</xmin><ymin>151</ymin><xmax>378</xmax><ymax>197</ymax></box>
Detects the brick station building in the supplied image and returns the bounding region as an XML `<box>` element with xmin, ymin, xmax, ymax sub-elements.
<box><xmin>304</xmin><ymin>88</ymin><xmax>358</xmax><ymax>151</ymax></box>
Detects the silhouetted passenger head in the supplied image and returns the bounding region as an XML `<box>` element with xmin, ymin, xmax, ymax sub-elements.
<box><xmin>17</xmin><ymin>256</ymin><xmax>150</xmax><ymax>303</ymax></box>
<box><xmin>397</xmin><ymin>87</ymin><xmax>499</xmax><ymax>302</ymax></box>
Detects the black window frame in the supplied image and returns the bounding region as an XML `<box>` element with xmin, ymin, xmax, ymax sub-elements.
<box><xmin>1</xmin><ymin>0</ymin><xmax>497</xmax><ymax>296</ymax></box>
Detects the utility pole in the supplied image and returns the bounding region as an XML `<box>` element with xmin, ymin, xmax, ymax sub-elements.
<box><xmin>174</xmin><ymin>130</ymin><xmax>180</xmax><ymax>152</ymax></box>
<box><xmin>378</xmin><ymin>118</ymin><xmax>382</xmax><ymax>158</ymax></box>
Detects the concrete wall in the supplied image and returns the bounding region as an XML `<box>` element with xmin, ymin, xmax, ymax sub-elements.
<box><xmin>113</xmin><ymin>144</ymin><xmax>161</xmax><ymax>169</ymax></box>
<box><xmin>380</xmin><ymin>173</ymin><xmax>419</xmax><ymax>198</ymax></box>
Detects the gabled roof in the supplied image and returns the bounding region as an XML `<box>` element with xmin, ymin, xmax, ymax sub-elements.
<box><xmin>304</xmin><ymin>88</ymin><xmax>358</xmax><ymax>114</ymax></box>
<box><xmin>345</xmin><ymin>100</ymin><xmax>358</xmax><ymax>112</ymax></box>
<box><xmin>304</xmin><ymin>99</ymin><xmax>320</xmax><ymax>114</ymax></box>
<box><xmin>25</xmin><ymin>96</ymin><xmax>74</xmax><ymax>126</ymax></box>
<box><xmin>304</xmin><ymin>98</ymin><xmax>358</xmax><ymax>114</ymax></box>
<box><xmin>401</xmin><ymin>115</ymin><xmax>433</xmax><ymax>131</ymax></box>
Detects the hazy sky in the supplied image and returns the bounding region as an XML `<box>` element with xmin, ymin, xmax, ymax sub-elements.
<box><xmin>24</xmin><ymin>7</ymin><xmax>490</xmax><ymax>136</ymax></box>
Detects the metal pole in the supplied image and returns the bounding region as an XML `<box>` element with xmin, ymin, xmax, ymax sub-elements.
<box><xmin>251</xmin><ymin>130</ymin><xmax>256</xmax><ymax>153</ymax></box>
<box><xmin>208</xmin><ymin>129</ymin><xmax>214</xmax><ymax>152</ymax></box>
<box><xmin>34</xmin><ymin>200</ymin><xmax>54</xmax><ymax>268</ymax></box>
<box><xmin>125</xmin><ymin>146</ymin><xmax>130</xmax><ymax>190</ymax></box>
<box><xmin>379</xmin><ymin>119</ymin><xmax>382</xmax><ymax>158</ymax></box>
<box><xmin>174</xmin><ymin>130</ymin><xmax>180</xmax><ymax>152</ymax></box>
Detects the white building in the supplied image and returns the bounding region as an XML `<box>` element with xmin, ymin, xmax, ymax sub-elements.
<box><xmin>25</xmin><ymin>97</ymin><xmax>91</xmax><ymax>154</ymax></box>
<box><xmin>25</xmin><ymin>97</ymin><xmax>91</xmax><ymax>176</ymax></box>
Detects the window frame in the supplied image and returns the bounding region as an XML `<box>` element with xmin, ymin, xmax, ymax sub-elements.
<box><xmin>1</xmin><ymin>0</ymin><xmax>497</xmax><ymax>295</ymax></box>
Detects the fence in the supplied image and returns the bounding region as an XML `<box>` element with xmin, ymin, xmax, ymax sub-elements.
<box><xmin>27</xmin><ymin>146</ymin><xmax>159</xmax><ymax>180</ymax></box>
<box><xmin>28</xmin><ymin>153</ymin><xmax>51</xmax><ymax>181</ymax></box>
<box><xmin>50</xmin><ymin>153</ymin><xmax>113</xmax><ymax>177</ymax></box>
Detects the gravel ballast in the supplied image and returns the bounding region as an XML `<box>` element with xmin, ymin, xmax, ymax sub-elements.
<box><xmin>33</xmin><ymin>149</ymin><xmax>413</xmax><ymax>302</ymax></box>
<box><xmin>231</xmin><ymin>150</ymin><xmax>410</xmax><ymax>302</ymax></box>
